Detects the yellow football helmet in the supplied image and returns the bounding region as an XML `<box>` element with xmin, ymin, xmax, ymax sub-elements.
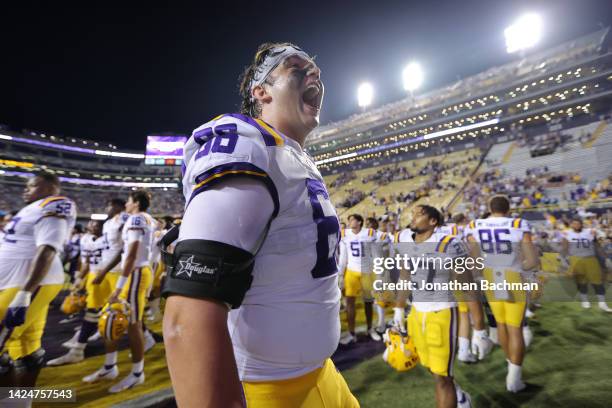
<box><xmin>98</xmin><ymin>302</ymin><xmax>130</xmax><ymax>341</ymax></box>
<box><xmin>382</xmin><ymin>329</ymin><xmax>419</xmax><ymax>372</ymax></box>
<box><xmin>61</xmin><ymin>291</ymin><xmax>87</xmax><ymax>315</ymax></box>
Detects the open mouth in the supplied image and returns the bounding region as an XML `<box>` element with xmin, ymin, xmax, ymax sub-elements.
<box><xmin>302</xmin><ymin>83</ymin><xmax>322</xmax><ymax>111</ymax></box>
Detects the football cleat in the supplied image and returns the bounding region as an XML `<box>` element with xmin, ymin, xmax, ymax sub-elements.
<box><xmin>369</xmin><ymin>328</ymin><xmax>382</xmax><ymax>342</ymax></box>
<box><xmin>98</xmin><ymin>302</ymin><xmax>130</xmax><ymax>342</ymax></box>
<box><xmin>598</xmin><ymin>302</ymin><xmax>612</xmax><ymax>313</ymax></box>
<box><xmin>458</xmin><ymin>350</ymin><xmax>477</xmax><ymax>363</ymax></box>
<box><xmin>456</xmin><ymin>383</ymin><xmax>473</xmax><ymax>408</ymax></box>
<box><xmin>83</xmin><ymin>365</ymin><xmax>119</xmax><ymax>383</ymax></box>
<box><xmin>339</xmin><ymin>333</ymin><xmax>357</xmax><ymax>345</ymax></box>
<box><xmin>109</xmin><ymin>372</ymin><xmax>145</xmax><ymax>393</ymax></box>
<box><xmin>46</xmin><ymin>349</ymin><xmax>84</xmax><ymax>366</ymax></box>
<box><xmin>581</xmin><ymin>300</ymin><xmax>591</xmax><ymax>309</ymax></box>
<box><xmin>506</xmin><ymin>361</ymin><xmax>526</xmax><ymax>393</ymax></box>
<box><xmin>382</xmin><ymin>329</ymin><xmax>418</xmax><ymax>372</ymax></box>
<box><xmin>61</xmin><ymin>292</ymin><xmax>87</xmax><ymax>315</ymax></box>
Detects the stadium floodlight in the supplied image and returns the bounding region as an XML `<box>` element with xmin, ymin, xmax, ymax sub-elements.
<box><xmin>402</xmin><ymin>62</ymin><xmax>423</xmax><ymax>92</ymax></box>
<box><xmin>504</xmin><ymin>13</ymin><xmax>542</xmax><ymax>54</ymax></box>
<box><xmin>357</xmin><ymin>82</ymin><xmax>374</xmax><ymax>108</ymax></box>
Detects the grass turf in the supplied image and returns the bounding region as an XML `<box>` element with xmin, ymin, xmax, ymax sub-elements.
<box><xmin>35</xmin><ymin>300</ymin><xmax>612</xmax><ymax>407</ymax></box>
<box><xmin>342</xmin><ymin>301</ymin><xmax>612</xmax><ymax>408</ymax></box>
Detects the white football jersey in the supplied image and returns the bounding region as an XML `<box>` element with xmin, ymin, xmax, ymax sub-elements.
<box><xmin>339</xmin><ymin>227</ymin><xmax>389</xmax><ymax>273</ymax></box>
<box><xmin>121</xmin><ymin>212</ymin><xmax>155</xmax><ymax>269</ymax></box>
<box><xmin>436</xmin><ymin>223</ymin><xmax>464</xmax><ymax>240</ymax></box>
<box><xmin>182</xmin><ymin>113</ymin><xmax>341</xmax><ymax>381</ymax></box>
<box><xmin>100</xmin><ymin>212</ymin><xmax>129</xmax><ymax>272</ymax></box>
<box><xmin>0</xmin><ymin>195</ymin><xmax>76</xmax><ymax>289</ymax></box>
<box><xmin>464</xmin><ymin>217</ymin><xmax>531</xmax><ymax>270</ymax></box>
<box><xmin>562</xmin><ymin>228</ymin><xmax>597</xmax><ymax>257</ymax></box>
<box><xmin>396</xmin><ymin>229</ymin><xmax>466</xmax><ymax>312</ymax></box>
<box><xmin>80</xmin><ymin>233</ymin><xmax>103</xmax><ymax>270</ymax></box>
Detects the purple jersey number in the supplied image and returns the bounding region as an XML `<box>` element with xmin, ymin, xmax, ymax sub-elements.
<box><xmin>3</xmin><ymin>217</ymin><xmax>21</xmax><ymax>243</ymax></box>
<box><xmin>306</xmin><ymin>179</ymin><xmax>340</xmax><ymax>279</ymax></box>
<box><xmin>194</xmin><ymin>123</ymin><xmax>239</xmax><ymax>159</ymax></box>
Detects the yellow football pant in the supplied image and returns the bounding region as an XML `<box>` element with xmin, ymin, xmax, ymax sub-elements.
<box><xmin>344</xmin><ymin>269</ymin><xmax>374</xmax><ymax>300</ymax></box>
<box><xmin>86</xmin><ymin>271</ymin><xmax>120</xmax><ymax>309</ymax></box>
<box><xmin>119</xmin><ymin>266</ymin><xmax>153</xmax><ymax>323</ymax></box>
<box><xmin>0</xmin><ymin>284</ymin><xmax>62</xmax><ymax>359</ymax></box>
<box><xmin>569</xmin><ymin>256</ymin><xmax>603</xmax><ymax>285</ymax></box>
<box><xmin>482</xmin><ymin>268</ymin><xmax>527</xmax><ymax>328</ymax></box>
<box><xmin>242</xmin><ymin>359</ymin><xmax>359</xmax><ymax>407</ymax></box>
<box><xmin>407</xmin><ymin>307</ymin><xmax>457</xmax><ymax>377</ymax></box>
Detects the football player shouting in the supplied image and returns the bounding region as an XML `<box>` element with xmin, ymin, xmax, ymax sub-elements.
<box><xmin>162</xmin><ymin>43</ymin><xmax>358</xmax><ymax>407</ymax></box>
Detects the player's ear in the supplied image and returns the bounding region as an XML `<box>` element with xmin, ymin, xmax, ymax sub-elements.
<box><xmin>252</xmin><ymin>84</ymin><xmax>272</xmax><ymax>106</ymax></box>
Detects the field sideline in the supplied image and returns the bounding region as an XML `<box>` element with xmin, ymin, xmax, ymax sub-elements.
<box><xmin>343</xmin><ymin>301</ymin><xmax>612</xmax><ymax>408</ymax></box>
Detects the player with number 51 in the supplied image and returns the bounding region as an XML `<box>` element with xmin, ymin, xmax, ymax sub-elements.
<box><xmin>161</xmin><ymin>42</ymin><xmax>359</xmax><ymax>407</ymax></box>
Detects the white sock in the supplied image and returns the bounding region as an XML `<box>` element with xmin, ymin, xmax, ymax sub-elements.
<box><xmin>580</xmin><ymin>293</ymin><xmax>589</xmax><ymax>302</ymax></box>
<box><xmin>597</xmin><ymin>295</ymin><xmax>606</xmax><ymax>303</ymax></box>
<box><xmin>375</xmin><ymin>304</ymin><xmax>385</xmax><ymax>328</ymax></box>
<box><xmin>458</xmin><ymin>336</ymin><xmax>470</xmax><ymax>354</ymax></box>
<box><xmin>105</xmin><ymin>351</ymin><xmax>118</xmax><ymax>368</ymax></box>
<box><xmin>508</xmin><ymin>361</ymin><xmax>522</xmax><ymax>381</ymax></box>
<box><xmin>132</xmin><ymin>359</ymin><xmax>144</xmax><ymax>375</ymax></box>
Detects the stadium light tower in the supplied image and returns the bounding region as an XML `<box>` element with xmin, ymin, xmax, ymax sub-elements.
<box><xmin>357</xmin><ymin>82</ymin><xmax>374</xmax><ymax>111</ymax></box>
<box><xmin>504</xmin><ymin>13</ymin><xmax>542</xmax><ymax>54</ymax></box>
<box><xmin>402</xmin><ymin>62</ymin><xmax>423</xmax><ymax>93</ymax></box>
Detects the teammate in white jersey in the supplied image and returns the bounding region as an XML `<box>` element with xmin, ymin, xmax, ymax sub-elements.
<box><xmin>89</xmin><ymin>190</ymin><xmax>154</xmax><ymax>393</ymax></box>
<box><xmin>464</xmin><ymin>195</ymin><xmax>539</xmax><ymax>393</ymax></box>
<box><xmin>47</xmin><ymin>219</ymin><xmax>104</xmax><ymax>366</ymax></box>
<box><xmin>561</xmin><ymin>218</ymin><xmax>611</xmax><ymax>312</ymax></box>
<box><xmin>0</xmin><ymin>172</ymin><xmax>76</xmax><ymax>388</ymax></box>
<box><xmin>162</xmin><ymin>42</ymin><xmax>358</xmax><ymax>407</ymax></box>
<box><xmin>394</xmin><ymin>205</ymin><xmax>473</xmax><ymax>408</ymax></box>
<box><xmin>339</xmin><ymin>214</ymin><xmax>389</xmax><ymax>343</ymax></box>
<box><xmin>438</xmin><ymin>214</ymin><xmax>492</xmax><ymax>364</ymax></box>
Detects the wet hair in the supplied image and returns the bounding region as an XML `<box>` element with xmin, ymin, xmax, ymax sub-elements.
<box><xmin>489</xmin><ymin>195</ymin><xmax>510</xmax><ymax>214</ymax></box>
<box><xmin>417</xmin><ymin>205</ymin><xmax>444</xmax><ymax>227</ymax></box>
<box><xmin>109</xmin><ymin>198</ymin><xmax>126</xmax><ymax>209</ymax></box>
<box><xmin>348</xmin><ymin>214</ymin><xmax>364</xmax><ymax>228</ymax></box>
<box><xmin>451</xmin><ymin>213</ymin><xmax>467</xmax><ymax>224</ymax></box>
<box><xmin>129</xmin><ymin>190</ymin><xmax>152</xmax><ymax>212</ymax></box>
<box><xmin>238</xmin><ymin>41</ymin><xmax>301</xmax><ymax>118</ymax></box>
<box><xmin>366</xmin><ymin>217</ymin><xmax>378</xmax><ymax>230</ymax></box>
<box><xmin>35</xmin><ymin>171</ymin><xmax>60</xmax><ymax>188</ymax></box>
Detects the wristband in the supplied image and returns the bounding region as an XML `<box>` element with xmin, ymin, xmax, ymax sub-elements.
<box><xmin>116</xmin><ymin>276</ymin><xmax>128</xmax><ymax>290</ymax></box>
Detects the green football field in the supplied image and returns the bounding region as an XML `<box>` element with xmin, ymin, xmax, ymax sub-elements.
<box><xmin>342</xmin><ymin>301</ymin><xmax>612</xmax><ymax>408</ymax></box>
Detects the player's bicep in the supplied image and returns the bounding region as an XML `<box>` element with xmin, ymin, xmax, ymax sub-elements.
<box><xmin>179</xmin><ymin>177</ymin><xmax>274</xmax><ymax>253</ymax></box>
<box><xmin>34</xmin><ymin>216</ymin><xmax>69</xmax><ymax>252</ymax></box>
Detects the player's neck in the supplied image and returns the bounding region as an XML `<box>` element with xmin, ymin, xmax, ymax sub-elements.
<box><xmin>490</xmin><ymin>212</ymin><xmax>507</xmax><ymax>218</ymax></box>
<box><xmin>260</xmin><ymin>114</ymin><xmax>307</xmax><ymax>148</ymax></box>
<box><xmin>414</xmin><ymin>229</ymin><xmax>434</xmax><ymax>243</ymax></box>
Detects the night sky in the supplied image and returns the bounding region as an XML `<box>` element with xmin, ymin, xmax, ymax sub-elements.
<box><xmin>2</xmin><ymin>0</ymin><xmax>611</xmax><ymax>150</ymax></box>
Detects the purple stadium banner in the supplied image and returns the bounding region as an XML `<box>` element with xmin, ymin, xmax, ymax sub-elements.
<box><xmin>145</xmin><ymin>136</ymin><xmax>187</xmax><ymax>159</ymax></box>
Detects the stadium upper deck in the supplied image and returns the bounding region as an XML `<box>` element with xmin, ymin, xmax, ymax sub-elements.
<box><xmin>307</xmin><ymin>28</ymin><xmax>612</xmax><ymax>173</ymax></box>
